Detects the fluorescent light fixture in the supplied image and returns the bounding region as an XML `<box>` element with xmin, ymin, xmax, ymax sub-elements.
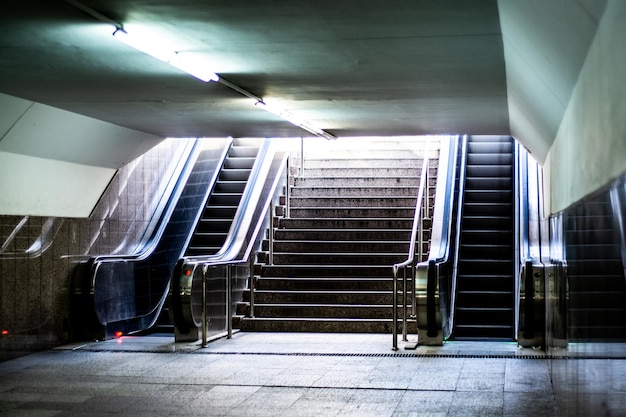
<box><xmin>113</xmin><ymin>28</ymin><xmax>219</xmax><ymax>82</ymax></box>
<box><xmin>255</xmin><ymin>101</ymin><xmax>335</xmax><ymax>140</ymax></box>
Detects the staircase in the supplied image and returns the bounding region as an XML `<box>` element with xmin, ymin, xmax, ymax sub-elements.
<box><xmin>240</xmin><ymin>137</ymin><xmax>438</xmax><ymax>333</ymax></box>
<box><xmin>565</xmin><ymin>194</ymin><xmax>626</xmax><ymax>341</ymax></box>
<box><xmin>452</xmin><ymin>136</ymin><xmax>516</xmax><ymax>340</ymax></box>
<box><xmin>185</xmin><ymin>138</ymin><xmax>263</xmax><ymax>256</ymax></box>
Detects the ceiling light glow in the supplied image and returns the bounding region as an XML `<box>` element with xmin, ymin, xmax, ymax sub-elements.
<box><xmin>255</xmin><ymin>101</ymin><xmax>335</xmax><ymax>140</ymax></box>
<box><xmin>113</xmin><ymin>28</ymin><xmax>219</xmax><ymax>82</ymax></box>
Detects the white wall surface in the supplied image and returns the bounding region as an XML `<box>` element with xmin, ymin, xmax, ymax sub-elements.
<box><xmin>545</xmin><ymin>0</ymin><xmax>626</xmax><ymax>213</ymax></box>
<box><xmin>0</xmin><ymin>151</ymin><xmax>116</xmax><ymax>217</ymax></box>
<box><xmin>0</xmin><ymin>93</ymin><xmax>164</xmax><ymax>217</ymax></box>
<box><xmin>498</xmin><ymin>0</ymin><xmax>605</xmax><ymax>163</ymax></box>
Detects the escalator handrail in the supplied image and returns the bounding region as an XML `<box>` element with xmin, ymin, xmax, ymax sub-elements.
<box><xmin>414</xmin><ymin>134</ymin><xmax>466</xmax><ymax>340</ymax></box>
<box><xmin>90</xmin><ymin>138</ymin><xmax>231</xmax><ymax>265</ymax></box>
<box><xmin>131</xmin><ymin>139</ymin><xmax>199</xmax><ymax>256</ymax></box>
<box><xmin>422</xmin><ymin>135</ymin><xmax>462</xmax><ymax>265</ymax></box>
<box><xmin>181</xmin><ymin>138</ymin><xmax>291</xmax><ymax>266</ymax></box>
<box><xmin>88</xmin><ymin>138</ymin><xmax>233</xmax><ymax>330</ymax></box>
<box><xmin>445</xmin><ymin>135</ymin><xmax>468</xmax><ymax>337</ymax></box>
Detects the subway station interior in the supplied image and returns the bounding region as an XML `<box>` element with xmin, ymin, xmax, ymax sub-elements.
<box><xmin>1</xmin><ymin>1</ymin><xmax>626</xmax><ymax>416</ymax></box>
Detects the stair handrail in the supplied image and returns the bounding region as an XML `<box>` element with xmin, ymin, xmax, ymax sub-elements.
<box><xmin>172</xmin><ymin>138</ymin><xmax>293</xmax><ymax>344</ymax></box>
<box><xmin>392</xmin><ymin>156</ymin><xmax>429</xmax><ymax>350</ymax></box>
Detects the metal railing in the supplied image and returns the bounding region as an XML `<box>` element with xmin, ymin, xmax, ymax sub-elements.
<box><xmin>392</xmin><ymin>157</ymin><xmax>430</xmax><ymax>350</ymax></box>
<box><xmin>172</xmin><ymin>139</ymin><xmax>293</xmax><ymax>346</ymax></box>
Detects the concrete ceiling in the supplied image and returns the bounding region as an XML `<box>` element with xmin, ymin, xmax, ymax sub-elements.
<box><xmin>0</xmin><ymin>0</ymin><xmax>509</xmax><ymax>140</ymax></box>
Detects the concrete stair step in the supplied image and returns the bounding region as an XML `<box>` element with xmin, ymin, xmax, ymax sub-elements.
<box><xmin>273</xmin><ymin>229</ymin><xmax>412</xmax><ymax>241</ymax></box>
<box><xmin>245</xmin><ymin>290</ymin><xmax>399</xmax><ymax>304</ymax></box>
<box><xmin>289</xmin><ymin>196</ymin><xmax>418</xmax><ymax>208</ymax></box>
<box><xmin>278</xmin><ymin>218</ymin><xmax>415</xmax><ymax>229</ymax></box>
<box><xmin>255</xmin><ymin>276</ymin><xmax>394</xmax><ymax>291</ymax></box>
<box><xmin>257</xmin><ymin>265</ymin><xmax>393</xmax><ymax>278</ymax></box>
<box><xmin>289</xmin><ymin>207</ymin><xmax>415</xmax><ymax>218</ymax></box>
<box><xmin>266</xmin><ymin>240</ymin><xmax>416</xmax><ymax>253</ymax></box>
<box><xmin>294</xmin><ymin>177</ymin><xmax>430</xmax><ymax>187</ymax></box>
<box><xmin>243</xmin><ymin>140</ymin><xmax>437</xmax><ymax>334</ymax></box>
<box><xmin>290</xmin><ymin>186</ymin><xmax>422</xmax><ymax>197</ymax></box>
<box><xmin>303</xmin><ymin>157</ymin><xmax>431</xmax><ymax>169</ymax></box>
<box><xmin>239</xmin><ymin>303</ymin><xmax>399</xmax><ymax>319</ymax></box>
<box><xmin>260</xmin><ymin>252</ymin><xmax>405</xmax><ymax>265</ymax></box>
<box><xmin>240</xmin><ymin>317</ymin><xmax>416</xmax><ymax>333</ymax></box>
<box><xmin>301</xmin><ymin>167</ymin><xmax>423</xmax><ymax>177</ymax></box>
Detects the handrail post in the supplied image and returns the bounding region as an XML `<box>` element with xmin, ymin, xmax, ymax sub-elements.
<box><xmin>402</xmin><ymin>267</ymin><xmax>408</xmax><ymax>341</ymax></box>
<box><xmin>227</xmin><ymin>264</ymin><xmax>233</xmax><ymax>339</ymax></box>
<box><xmin>249</xmin><ymin>256</ymin><xmax>255</xmax><ymax>318</ymax></box>
<box><xmin>269</xmin><ymin>202</ymin><xmax>274</xmax><ymax>265</ymax></box>
<box><xmin>300</xmin><ymin>137</ymin><xmax>304</xmax><ymax>177</ymax></box>
<box><xmin>285</xmin><ymin>159</ymin><xmax>291</xmax><ymax>218</ymax></box>
<box><xmin>201</xmin><ymin>264</ymin><xmax>207</xmax><ymax>347</ymax></box>
<box><xmin>392</xmin><ymin>266</ymin><xmax>398</xmax><ymax>350</ymax></box>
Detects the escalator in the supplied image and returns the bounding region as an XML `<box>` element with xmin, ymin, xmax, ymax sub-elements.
<box><xmin>72</xmin><ymin>138</ymin><xmax>263</xmax><ymax>339</ymax></box>
<box><xmin>451</xmin><ymin>136</ymin><xmax>516</xmax><ymax>339</ymax></box>
<box><xmin>185</xmin><ymin>139</ymin><xmax>262</xmax><ymax>256</ymax></box>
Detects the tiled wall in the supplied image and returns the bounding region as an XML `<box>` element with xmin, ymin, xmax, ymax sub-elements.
<box><xmin>0</xmin><ymin>139</ymin><xmax>193</xmax><ymax>361</ymax></box>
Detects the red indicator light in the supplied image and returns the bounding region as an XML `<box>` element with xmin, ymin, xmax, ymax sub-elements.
<box><xmin>115</xmin><ymin>331</ymin><xmax>123</xmax><ymax>338</ymax></box>
<box><xmin>1</xmin><ymin>330</ymin><xmax>8</xmax><ymax>335</ymax></box>
<box><xmin>184</xmin><ymin>269</ymin><xmax>192</xmax><ymax>276</ymax></box>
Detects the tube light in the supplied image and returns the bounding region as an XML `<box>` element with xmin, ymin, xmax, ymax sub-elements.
<box><xmin>113</xmin><ymin>28</ymin><xmax>219</xmax><ymax>83</ymax></box>
<box><xmin>255</xmin><ymin>101</ymin><xmax>335</xmax><ymax>140</ymax></box>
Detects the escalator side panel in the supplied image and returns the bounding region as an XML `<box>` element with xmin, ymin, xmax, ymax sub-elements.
<box><xmin>91</xmin><ymin>139</ymin><xmax>232</xmax><ymax>335</ymax></box>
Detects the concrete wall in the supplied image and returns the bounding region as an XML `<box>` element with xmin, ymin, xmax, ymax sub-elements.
<box><xmin>0</xmin><ymin>93</ymin><xmax>163</xmax><ymax>217</ymax></box>
<box><xmin>0</xmin><ymin>139</ymin><xmax>191</xmax><ymax>361</ymax></box>
<box><xmin>498</xmin><ymin>0</ymin><xmax>605</xmax><ymax>163</ymax></box>
<box><xmin>545</xmin><ymin>0</ymin><xmax>626</xmax><ymax>213</ymax></box>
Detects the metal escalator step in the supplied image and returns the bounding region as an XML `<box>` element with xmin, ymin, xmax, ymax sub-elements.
<box><xmin>229</xmin><ymin>146</ymin><xmax>261</xmax><ymax>158</ymax></box>
<box><xmin>462</xmin><ymin>203</ymin><xmax>512</xmax><ymax>216</ymax></box>
<box><xmin>185</xmin><ymin>247</ymin><xmax>222</xmax><ymax>256</ymax></box>
<box><xmin>456</xmin><ymin>273</ymin><xmax>515</xmax><ymax>291</ymax></box>
<box><xmin>458</xmin><ymin>244</ymin><xmax>513</xmax><ymax>259</ymax></box>
<box><xmin>224</xmin><ymin>157</ymin><xmax>256</xmax><ymax>169</ymax></box>
<box><xmin>464</xmin><ymin>177</ymin><xmax>512</xmax><ymax>190</ymax></box>
<box><xmin>464</xmin><ymin>190</ymin><xmax>512</xmax><ymax>203</ymax></box>
<box><xmin>466</xmin><ymin>154</ymin><xmax>513</xmax><ymax>165</ymax></box>
<box><xmin>220</xmin><ymin>168</ymin><xmax>253</xmax><ymax>181</ymax></box>
<box><xmin>465</xmin><ymin>165</ymin><xmax>512</xmax><ymax>177</ymax></box>
<box><xmin>467</xmin><ymin>141</ymin><xmax>513</xmax><ymax>154</ymax></box>
<box><xmin>453</xmin><ymin>324</ymin><xmax>514</xmax><ymax>340</ymax></box>
<box><xmin>201</xmin><ymin>207</ymin><xmax>238</xmax><ymax>218</ymax></box>
<box><xmin>208</xmin><ymin>193</ymin><xmax>245</xmax><ymax>205</ymax></box>
<box><xmin>214</xmin><ymin>181</ymin><xmax>247</xmax><ymax>193</ymax></box>
<box><xmin>461</xmin><ymin>230</ymin><xmax>512</xmax><ymax>242</ymax></box>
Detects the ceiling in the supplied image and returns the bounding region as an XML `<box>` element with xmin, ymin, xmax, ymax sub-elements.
<box><xmin>0</xmin><ymin>0</ymin><xmax>509</xmax><ymax>140</ymax></box>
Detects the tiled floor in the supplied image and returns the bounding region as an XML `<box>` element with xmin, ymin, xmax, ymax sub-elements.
<box><xmin>1</xmin><ymin>333</ymin><xmax>625</xmax><ymax>416</ymax></box>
